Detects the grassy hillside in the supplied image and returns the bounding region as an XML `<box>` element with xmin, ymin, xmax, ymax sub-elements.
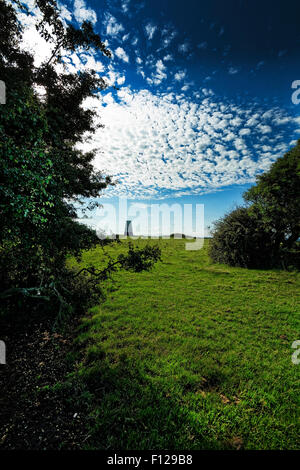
<box><xmin>69</xmin><ymin>238</ymin><xmax>300</xmax><ymax>450</ymax></box>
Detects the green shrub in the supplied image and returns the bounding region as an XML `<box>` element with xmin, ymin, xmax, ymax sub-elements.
<box><xmin>209</xmin><ymin>207</ymin><xmax>274</xmax><ymax>268</ymax></box>
<box><xmin>210</xmin><ymin>141</ymin><xmax>300</xmax><ymax>269</ymax></box>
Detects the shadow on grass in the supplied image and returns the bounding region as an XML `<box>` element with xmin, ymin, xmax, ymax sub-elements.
<box><xmin>76</xmin><ymin>353</ymin><xmax>225</xmax><ymax>450</ymax></box>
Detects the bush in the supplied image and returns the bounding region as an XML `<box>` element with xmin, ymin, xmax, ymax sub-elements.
<box><xmin>209</xmin><ymin>207</ymin><xmax>274</xmax><ymax>268</ymax></box>
<box><xmin>210</xmin><ymin>141</ymin><xmax>300</xmax><ymax>270</ymax></box>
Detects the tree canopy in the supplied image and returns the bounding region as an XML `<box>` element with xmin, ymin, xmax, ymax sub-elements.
<box><xmin>0</xmin><ymin>0</ymin><xmax>161</xmax><ymax>318</ymax></box>
<box><xmin>209</xmin><ymin>141</ymin><xmax>300</xmax><ymax>269</ymax></box>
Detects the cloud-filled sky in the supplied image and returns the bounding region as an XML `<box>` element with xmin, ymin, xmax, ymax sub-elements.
<box><xmin>18</xmin><ymin>0</ymin><xmax>300</xmax><ymax>234</ymax></box>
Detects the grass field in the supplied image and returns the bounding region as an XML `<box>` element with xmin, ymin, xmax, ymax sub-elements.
<box><xmin>69</xmin><ymin>238</ymin><xmax>300</xmax><ymax>450</ymax></box>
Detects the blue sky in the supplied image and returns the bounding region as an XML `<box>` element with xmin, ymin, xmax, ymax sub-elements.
<box><xmin>21</xmin><ymin>0</ymin><xmax>300</xmax><ymax>235</ymax></box>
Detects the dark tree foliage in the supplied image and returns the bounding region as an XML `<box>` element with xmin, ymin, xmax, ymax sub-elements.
<box><xmin>0</xmin><ymin>0</ymin><xmax>161</xmax><ymax>319</ymax></box>
<box><xmin>209</xmin><ymin>207</ymin><xmax>273</xmax><ymax>268</ymax></box>
<box><xmin>209</xmin><ymin>142</ymin><xmax>300</xmax><ymax>269</ymax></box>
<box><xmin>118</xmin><ymin>243</ymin><xmax>162</xmax><ymax>272</ymax></box>
<box><xmin>244</xmin><ymin>141</ymin><xmax>300</xmax><ymax>255</ymax></box>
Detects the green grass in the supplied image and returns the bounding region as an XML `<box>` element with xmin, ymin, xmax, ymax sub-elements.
<box><xmin>69</xmin><ymin>239</ymin><xmax>300</xmax><ymax>450</ymax></box>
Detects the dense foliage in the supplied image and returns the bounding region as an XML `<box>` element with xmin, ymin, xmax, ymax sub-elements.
<box><xmin>209</xmin><ymin>142</ymin><xmax>300</xmax><ymax>269</ymax></box>
<box><xmin>208</xmin><ymin>207</ymin><xmax>273</xmax><ymax>268</ymax></box>
<box><xmin>0</xmin><ymin>0</ymin><xmax>160</xmax><ymax>319</ymax></box>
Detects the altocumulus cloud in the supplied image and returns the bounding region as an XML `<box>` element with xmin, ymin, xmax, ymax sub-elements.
<box><xmin>80</xmin><ymin>87</ymin><xmax>295</xmax><ymax>199</ymax></box>
<box><xmin>17</xmin><ymin>0</ymin><xmax>299</xmax><ymax>201</ymax></box>
<box><xmin>114</xmin><ymin>47</ymin><xmax>129</xmax><ymax>63</ymax></box>
<box><xmin>104</xmin><ymin>12</ymin><xmax>124</xmax><ymax>37</ymax></box>
<box><xmin>74</xmin><ymin>0</ymin><xmax>97</xmax><ymax>25</ymax></box>
<box><xmin>145</xmin><ymin>23</ymin><xmax>157</xmax><ymax>40</ymax></box>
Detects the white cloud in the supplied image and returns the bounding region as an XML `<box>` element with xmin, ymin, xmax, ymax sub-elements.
<box><xmin>162</xmin><ymin>30</ymin><xmax>176</xmax><ymax>48</ymax></box>
<box><xmin>156</xmin><ymin>59</ymin><xmax>166</xmax><ymax>72</ymax></box>
<box><xmin>121</xmin><ymin>0</ymin><xmax>130</xmax><ymax>14</ymax></box>
<box><xmin>78</xmin><ymin>88</ymin><xmax>292</xmax><ymax>199</ymax></box>
<box><xmin>59</xmin><ymin>4</ymin><xmax>72</xmax><ymax>21</ymax></box>
<box><xmin>239</xmin><ymin>128</ymin><xmax>251</xmax><ymax>136</ymax></box>
<box><xmin>117</xmin><ymin>76</ymin><xmax>126</xmax><ymax>85</ymax></box>
<box><xmin>18</xmin><ymin>2</ymin><xmax>108</xmax><ymax>76</ymax></box>
<box><xmin>104</xmin><ymin>13</ymin><xmax>124</xmax><ymax>36</ymax></box>
<box><xmin>258</xmin><ymin>124</ymin><xmax>272</xmax><ymax>134</ymax></box>
<box><xmin>104</xmin><ymin>67</ymin><xmax>126</xmax><ymax>86</ymax></box>
<box><xmin>74</xmin><ymin>0</ymin><xmax>97</xmax><ymax>25</ymax></box>
<box><xmin>137</xmin><ymin>67</ymin><xmax>145</xmax><ymax>78</ymax></box>
<box><xmin>18</xmin><ymin>11</ymin><xmax>53</xmax><ymax>66</ymax></box>
<box><xmin>178</xmin><ymin>42</ymin><xmax>189</xmax><ymax>53</ymax></box>
<box><xmin>147</xmin><ymin>59</ymin><xmax>167</xmax><ymax>86</ymax></box>
<box><xmin>228</xmin><ymin>67</ymin><xmax>239</xmax><ymax>75</ymax></box>
<box><xmin>145</xmin><ymin>23</ymin><xmax>157</xmax><ymax>40</ymax></box>
<box><xmin>174</xmin><ymin>70</ymin><xmax>186</xmax><ymax>81</ymax></box>
<box><xmin>18</xmin><ymin>1</ymin><xmax>294</xmax><ymax>201</ymax></box>
<box><xmin>115</xmin><ymin>47</ymin><xmax>129</xmax><ymax>62</ymax></box>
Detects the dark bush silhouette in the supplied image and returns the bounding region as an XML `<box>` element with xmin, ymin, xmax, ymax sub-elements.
<box><xmin>209</xmin><ymin>207</ymin><xmax>274</xmax><ymax>268</ymax></box>
<box><xmin>209</xmin><ymin>141</ymin><xmax>300</xmax><ymax>269</ymax></box>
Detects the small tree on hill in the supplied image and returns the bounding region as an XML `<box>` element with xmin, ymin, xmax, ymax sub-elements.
<box><xmin>244</xmin><ymin>141</ymin><xmax>300</xmax><ymax>257</ymax></box>
<box><xmin>209</xmin><ymin>207</ymin><xmax>273</xmax><ymax>268</ymax></box>
<box><xmin>209</xmin><ymin>141</ymin><xmax>300</xmax><ymax>269</ymax></box>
